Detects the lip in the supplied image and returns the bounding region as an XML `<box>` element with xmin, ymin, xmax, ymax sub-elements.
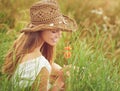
<box><xmin>52</xmin><ymin>39</ymin><xmax>58</xmax><ymax>43</ymax></box>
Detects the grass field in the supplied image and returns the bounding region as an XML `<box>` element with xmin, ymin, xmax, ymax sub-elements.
<box><xmin>0</xmin><ymin>0</ymin><xmax>120</xmax><ymax>91</ymax></box>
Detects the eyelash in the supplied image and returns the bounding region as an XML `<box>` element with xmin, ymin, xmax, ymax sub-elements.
<box><xmin>51</xmin><ymin>30</ymin><xmax>57</xmax><ymax>33</ymax></box>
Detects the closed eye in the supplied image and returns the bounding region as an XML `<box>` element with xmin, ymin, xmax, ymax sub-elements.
<box><xmin>51</xmin><ymin>30</ymin><xmax>57</xmax><ymax>33</ymax></box>
<box><xmin>51</xmin><ymin>29</ymin><xmax>60</xmax><ymax>33</ymax></box>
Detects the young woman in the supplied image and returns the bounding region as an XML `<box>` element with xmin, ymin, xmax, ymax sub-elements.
<box><xmin>2</xmin><ymin>0</ymin><xmax>77</xmax><ymax>91</ymax></box>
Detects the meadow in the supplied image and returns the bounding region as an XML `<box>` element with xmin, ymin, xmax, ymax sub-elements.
<box><xmin>0</xmin><ymin>0</ymin><xmax>120</xmax><ymax>91</ymax></box>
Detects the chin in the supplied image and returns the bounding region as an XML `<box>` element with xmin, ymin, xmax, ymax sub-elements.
<box><xmin>49</xmin><ymin>43</ymin><xmax>56</xmax><ymax>46</ymax></box>
<box><xmin>46</xmin><ymin>42</ymin><xmax>57</xmax><ymax>46</ymax></box>
<box><xmin>48</xmin><ymin>42</ymin><xmax>57</xmax><ymax>46</ymax></box>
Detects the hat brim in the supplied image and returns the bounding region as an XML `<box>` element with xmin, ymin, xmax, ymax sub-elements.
<box><xmin>20</xmin><ymin>15</ymin><xmax>78</xmax><ymax>33</ymax></box>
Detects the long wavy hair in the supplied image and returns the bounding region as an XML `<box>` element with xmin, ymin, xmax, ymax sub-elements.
<box><xmin>2</xmin><ymin>31</ymin><xmax>55</xmax><ymax>78</ymax></box>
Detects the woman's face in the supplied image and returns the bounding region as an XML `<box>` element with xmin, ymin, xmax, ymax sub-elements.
<box><xmin>41</xmin><ymin>29</ymin><xmax>62</xmax><ymax>46</ymax></box>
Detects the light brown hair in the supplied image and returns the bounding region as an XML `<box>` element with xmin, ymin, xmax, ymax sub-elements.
<box><xmin>2</xmin><ymin>31</ymin><xmax>55</xmax><ymax>78</ymax></box>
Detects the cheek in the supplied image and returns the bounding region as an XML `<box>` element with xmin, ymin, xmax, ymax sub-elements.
<box><xmin>40</xmin><ymin>31</ymin><xmax>59</xmax><ymax>46</ymax></box>
<box><xmin>41</xmin><ymin>32</ymin><xmax>52</xmax><ymax>42</ymax></box>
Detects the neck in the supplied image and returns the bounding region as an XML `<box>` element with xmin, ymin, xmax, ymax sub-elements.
<box><xmin>33</xmin><ymin>38</ymin><xmax>44</xmax><ymax>55</ymax></box>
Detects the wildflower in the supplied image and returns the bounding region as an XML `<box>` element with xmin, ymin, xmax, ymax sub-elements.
<box><xmin>82</xmin><ymin>66</ymin><xmax>85</xmax><ymax>70</ymax></box>
<box><xmin>64</xmin><ymin>45</ymin><xmax>72</xmax><ymax>50</ymax></box>
<box><xmin>103</xmin><ymin>15</ymin><xmax>108</xmax><ymax>20</ymax></box>
<box><xmin>91</xmin><ymin>8</ymin><xmax>103</xmax><ymax>15</ymax></box>
<box><xmin>64</xmin><ymin>51</ymin><xmax>71</xmax><ymax>59</ymax></box>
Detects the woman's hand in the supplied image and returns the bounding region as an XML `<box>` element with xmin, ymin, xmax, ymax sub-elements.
<box><xmin>50</xmin><ymin>63</ymin><xmax>64</xmax><ymax>91</ymax></box>
<box><xmin>32</xmin><ymin>67</ymin><xmax>50</xmax><ymax>91</ymax></box>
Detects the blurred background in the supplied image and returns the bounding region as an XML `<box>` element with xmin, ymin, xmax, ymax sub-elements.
<box><xmin>0</xmin><ymin>0</ymin><xmax>120</xmax><ymax>91</ymax></box>
<box><xmin>0</xmin><ymin>0</ymin><xmax>120</xmax><ymax>62</ymax></box>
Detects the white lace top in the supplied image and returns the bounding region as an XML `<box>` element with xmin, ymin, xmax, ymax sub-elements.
<box><xmin>12</xmin><ymin>55</ymin><xmax>51</xmax><ymax>90</ymax></box>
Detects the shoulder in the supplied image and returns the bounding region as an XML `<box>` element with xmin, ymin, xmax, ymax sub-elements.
<box><xmin>38</xmin><ymin>56</ymin><xmax>52</xmax><ymax>73</ymax></box>
<box><xmin>20</xmin><ymin>53</ymin><xmax>51</xmax><ymax>73</ymax></box>
<box><xmin>20</xmin><ymin>51</ymin><xmax>42</xmax><ymax>63</ymax></box>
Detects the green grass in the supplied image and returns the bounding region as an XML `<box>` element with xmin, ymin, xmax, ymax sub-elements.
<box><xmin>55</xmin><ymin>23</ymin><xmax>120</xmax><ymax>91</ymax></box>
<box><xmin>62</xmin><ymin>31</ymin><xmax>120</xmax><ymax>91</ymax></box>
<box><xmin>0</xmin><ymin>0</ymin><xmax>120</xmax><ymax>91</ymax></box>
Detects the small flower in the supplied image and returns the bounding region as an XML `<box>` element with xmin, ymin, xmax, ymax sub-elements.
<box><xmin>103</xmin><ymin>15</ymin><xmax>108</xmax><ymax>20</ymax></box>
<box><xmin>103</xmin><ymin>24</ymin><xmax>107</xmax><ymax>31</ymax></box>
<box><xmin>64</xmin><ymin>51</ymin><xmax>71</xmax><ymax>59</ymax></box>
<box><xmin>64</xmin><ymin>46</ymin><xmax>72</xmax><ymax>50</ymax></box>
<box><xmin>91</xmin><ymin>8</ymin><xmax>103</xmax><ymax>15</ymax></box>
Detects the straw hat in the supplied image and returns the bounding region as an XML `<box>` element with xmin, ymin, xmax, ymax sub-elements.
<box><xmin>21</xmin><ymin>0</ymin><xmax>78</xmax><ymax>33</ymax></box>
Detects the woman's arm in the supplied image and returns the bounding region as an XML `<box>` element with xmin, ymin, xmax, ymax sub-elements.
<box><xmin>50</xmin><ymin>73</ymin><xmax>64</xmax><ymax>91</ymax></box>
<box><xmin>32</xmin><ymin>67</ymin><xmax>49</xmax><ymax>91</ymax></box>
<box><xmin>50</xmin><ymin>63</ymin><xmax>62</xmax><ymax>83</ymax></box>
<box><xmin>50</xmin><ymin>63</ymin><xmax>64</xmax><ymax>91</ymax></box>
<box><xmin>51</xmin><ymin>63</ymin><xmax>62</xmax><ymax>75</ymax></box>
